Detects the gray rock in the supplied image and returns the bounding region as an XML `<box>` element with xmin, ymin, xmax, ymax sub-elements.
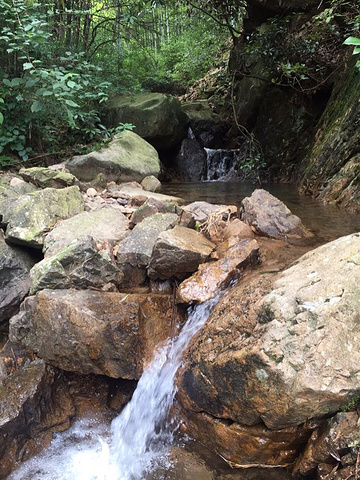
<box><xmin>130</xmin><ymin>197</ymin><xmax>178</xmax><ymax>226</ymax></box>
<box><xmin>141</xmin><ymin>175</ymin><xmax>161</xmax><ymax>192</ymax></box>
<box><xmin>30</xmin><ymin>236</ymin><xmax>124</xmax><ymax>294</ymax></box>
<box><xmin>183</xmin><ymin>201</ymin><xmax>237</xmax><ymax>224</ymax></box>
<box><xmin>102</xmin><ymin>93</ymin><xmax>189</xmax><ymax>150</ymax></box>
<box><xmin>116</xmin><ymin>213</ymin><xmax>179</xmax><ymax>286</ymax></box>
<box><xmin>240</xmin><ymin>189</ymin><xmax>314</xmax><ymax>244</ymax></box>
<box><xmin>65</xmin><ymin>130</ymin><xmax>161</xmax><ymax>183</ymax></box>
<box><xmin>0</xmin><ymin>230</ymin><xmax>35</xmax><ymax>322</ymax></box>
<box><xmin>173</xmin><ymin>138</ymin><xmax>206</xmax><ymax>182</ymax></box>
<box><xmin>19</xmin><ymin>167</ymin><xmax>76</xmax><ymax>189</ymax></box>
<box><xmin>148</xmin><ymin>226</ymin><xmax>215</xmax><ymax>280</ymax></box>
<box><xmin>9</xmin><ymin>290</ymin><xmax>175</xmax><ymax>379</ymax></box>
<box><xmin>1</xmin><ymin>186</ymin><xmax>84</xmax><ymax>248</ymax></box>
<box><xmin>43</xmin><ymin>207</ymin><xmax>129</xmax><ymax>256</ymax></box>
<box><xmin>113</xmin><ymin>184</ymin><xmax>183</xmax><ymax>205</ymax></box>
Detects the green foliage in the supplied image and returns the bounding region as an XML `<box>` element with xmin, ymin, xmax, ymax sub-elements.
<box><xmin>344</xmin><ymin>36</ymin><xmax>360</xmax><ymax>69</ymax></box>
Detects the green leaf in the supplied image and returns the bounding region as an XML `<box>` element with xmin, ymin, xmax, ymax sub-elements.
<box><xmin>0</xmin><ymin>113</ymin><xmax>3</xmax><ymax>125</ymax></box>
<box><xmin>31</xmin><ymin>100</ymin><xmax>43</xmax><ymax>113</ymax></box>
<box><xmin>65</xmin><ymin>99</ymin><xmax>79</xmax><ymax>108</ymax></box>
<box><xmin>10</xmin><ymin>78</ymin><xmax>22</xmax><ymax>87</ymax></box>
<box><xmin>344</xmin><ymin>37</ymin><xmax>360</xmax><ymax>46</ymax></box>
<box><xmin>23</xmin><ymin>62</ymin><xmax>34</xmax><ymax>70</ymax></box>
<box><xmin>3</xmin><ymin>78</ymin><xmax>11</xmax><ymax>86</ymax></box>
<box><xmin>67</xmin><ymin>80</ymin><xmax>76</xmax><ymax>88</ymax></box>
<box><xmin>353</xmin><ymin>47</ymin><xmax>360</xmax><ymax>55</ymax></box>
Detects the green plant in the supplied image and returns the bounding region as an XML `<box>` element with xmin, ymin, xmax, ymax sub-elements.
<box><xmin>344</xmin><ymin>36</ymin><xmax>360</xmax><ymax>69</ymax></box>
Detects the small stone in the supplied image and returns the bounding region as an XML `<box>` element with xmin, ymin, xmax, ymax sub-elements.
<box><xmin>86</xmin><ymin>187</ymin><xmax>98</xmax><ymax>197</ymax></box>
<box><xmin>9</xmin><ymin>177</ymin><xmax>25</xmax><ymax>187</ymax></box>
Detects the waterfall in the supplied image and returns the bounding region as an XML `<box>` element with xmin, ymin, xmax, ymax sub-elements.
<box><xmin>203</xmin><ymin>148</ymin><xmax>238</xmax><ymax>181</ymax></box>
<box><xmin>8</xmin><ymin>297</ymin><xmax>218</xmax><ymax>480</ymax></box>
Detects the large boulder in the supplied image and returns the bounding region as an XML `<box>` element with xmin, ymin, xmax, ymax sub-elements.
<box><xmin>177</xmin><ymin>239</ymin><xmax>260</xmax><ymax>304</ymax></box>
<box><xmin>1</xmin><ymin>186</ymin><xmax>84</xmax><ymax>248</ymax></box>
<box><xmin>102</xmin><ymin>93</ymin><xmax>189</xmax><ymax>150</ymax></box>
<box><xmin>0</xmin><ymin>231</ymin><xmax>35</xmax><ymax>323</ymax></box>
<box><xmin>116</xmin><ymin>213</ymin><xmax>179</xmax><ymax>286</ymax></box>
<box><xmin>30</xmin><ymin>236</ymin><xmax>124</xmax><ymax>294</ymax></box>
<box><xmin>9</xmin><ymin>290</ymin><xmax>176</xmax><ymax>379</ymax></box>
<box><xmin>172</xmin><ymin>138</ymin><xmax>206</xmax><ymax>182</ymax></box>
<box><xmin>240</xmin><ymin>189</ymin><xmax>314</xmax><ymax>244</ymax></box>
<box><xmin>43</xmin><ymin>207</ymin><xmax>129</xmax><ymax>257</ymax></box>
<box><xmin>65</xmin><ymin>130</ymin><xmax>161</xmax><ymax>183</ymax></box>
<box><xmin>177</xmin><ymin>233</ymin><xmax>360</xmax><ymax>466</ymax></box>
<box><xmin>148</xmin><ymin>226</ymin><xmax>215</xmax><ymax>280</ymax></box>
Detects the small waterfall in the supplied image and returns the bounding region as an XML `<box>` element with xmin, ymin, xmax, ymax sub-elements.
<box><xmin>8</xmin><ymin>298</ymin><xmax>218</xmax><ymax>480</ymax></box>
<box><xmin>203</xmin><ymin>148</ymin><xmax>238</xmax><ymax>181</ymax></box>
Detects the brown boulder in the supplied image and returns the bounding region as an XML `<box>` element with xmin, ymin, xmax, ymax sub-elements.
<box><xmin>9</xmin><ymin>290</ymin><xmax>177</xmax><ymax>379</ymax></box>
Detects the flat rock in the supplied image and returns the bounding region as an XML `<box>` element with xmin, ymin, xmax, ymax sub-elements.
<box><xmin>148</xmin><ymin>226</ymin><xmax>215</xmax><ymax>280</ymax></box>
<box><xmin>116</xmin><ymin>212</ymin><xmax>179</xmax><ymax>286</ymax></box>
<box><xmin>65</xmin><ymin>130</ymin><xmax>161</xmax><ymax>183</ymax></box>
<box><xmin>30</xmin><ymin>236</ymin><xmax>124</xmax><ymax>294</ymax></box>
<box><xmin>19</xmin><ymin>167</ymin><xmax>76</xmax><ymax>189</ymax></box>
<box><xmin>114</xmin><ymin>184</ymin><xmax>183</xmax><ymax>205</ymax></box>
<box><xmin>0</xmin><ymin>231</ymin><xmax>35</xmax><ymax>323</ymax></box>
<box><xmin>43</xmin><ymin>207</ymin><xmax>129</xmax><ymax>256</ymax></box>
<box><xmin>130</xmin><ymin>197</ymin><xmax>178</xmax><ymax>226</ymax></box>
<box><xmin>177</xmin><ymin>239</ymin><xmax>260</xmax><ymax>303</ymax></box>
<box><xmin>1</xmin><ymin>186</ymin><xmax>84</xmax><ymax>248</ymax></box>
<box><xmin>9</xmin><ymin>290</ymin><xmax>176</xmax><ymax>379</ymax></box>
<box><xmin>240</xmin><ymin>189</ymin><xmax>313</xmax><ymax>244</ymax></box>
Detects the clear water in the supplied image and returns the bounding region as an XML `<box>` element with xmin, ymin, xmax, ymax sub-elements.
<box><xmin>8</xmin><ymin>299</ymin><xmax>219</xmax><ymax>480</ymax></box>
<box><xmin>160</xmin><ymin>182</ymin><xmax>360</xmax><ymax>242</ymax></box>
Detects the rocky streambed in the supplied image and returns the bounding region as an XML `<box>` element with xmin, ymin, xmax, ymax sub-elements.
<box><xmin>1</xmin><ymin>165</ymin><xmax>360</xmax><ymax>479</ymax></box>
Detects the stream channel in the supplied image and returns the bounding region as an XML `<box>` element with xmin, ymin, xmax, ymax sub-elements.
<box><xmin>7</xmin><ymin>181</ymin><xmax>360</xmax><ymax>480</ymax></box>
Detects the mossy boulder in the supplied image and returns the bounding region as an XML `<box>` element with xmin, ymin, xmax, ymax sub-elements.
<box><xmin>19</xmin><ymin>167</ymin><xmax>76</xmax><ymax>189</ymax></box>
<box><xmin>103</xmin><ymin>93</ymin><xmax>189</xmax><ymax>150</ymax></box>
<box><xmin>65</xmin><ymin>130</ymin><xmax>160</xmax><ymax>183</ymax></box>
<box><xmin>1</xmin><ymin>186</ymin><xmax>84</xmax><ymax>248</ymax></box>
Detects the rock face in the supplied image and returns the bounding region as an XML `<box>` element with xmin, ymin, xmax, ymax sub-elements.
<box><xmin>102</xmin><ymin>93</ymin><xmax>189</xmax><ymax>150</ymax></box>
<box><xmin>9</xmin><ymin>290</ymin><xmax>175</xmax><ymax>379</ymax></box>
<box><xmin>43</xmin><ymin>207</ymin><xmax>129</xmax><ymax>256</ymax></box>
<box><xmin>240</xmin><ymin>189</ymin><xmax>313</xmax><ymax>244</ymax></box>
<box><xmin>177</xmin><ymin>233</ymin><xmax>360</xmax><ymax>466</ymax></box>
<box><xmin>173</xmin><ymin>138</ymin><xmax>206</xmax><ymax>182</ymax></box>
<box><xmin>0</xmin><ymin>231</ymin><xmax>35</xmax><ymax>323</ymax></box>
<box><xmin>19</xmin><ymin>167</ymin><xmax>76</xmax><ymax>189</ymax></box>
<box><xmin>1</xmin><ymin>186</ymin><xmax>84</xmax><ymax>248</ymax></box>
<box><xmin>116</xmin><ymin>212</ymin><xmax>179</xmax><ymax>286</ymax></box>
<box><xmin>177</xmin><ymin>239</ymin><xmax>260</xmax><ymax>304</ymax></box>
<box><xmin>30</xmin><ymin>236</ymin><xmax>123</xmax><ymax>294</ymax></box>
<box><xmin>65</xmin><ymin>130</ymin><xmax>161</xmax><ymax>183</ymax></box>
<box><xmin>148</xmin><ymin>226</ymin><xmax>215</xmax><ymax>280</ymax></box>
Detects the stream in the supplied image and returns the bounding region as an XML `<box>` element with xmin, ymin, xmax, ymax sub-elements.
<box><xmin>7</xmin><ymin>182</ymin><xmax>360</xmax><ymax>480</ymax></box>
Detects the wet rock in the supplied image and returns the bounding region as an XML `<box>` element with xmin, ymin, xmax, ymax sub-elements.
<box><xmin>148</xmin><ymin>226</ymin><xmax>215</xmax><ymax>280</ymax></box>
<box><xmin>294</xmin><ymin>412</ymin><xmax>360</xmax><ymax>477</ymax></box>
<box><xmin>177</xmin><ymin>233</ymin><xmax>360</xmax><ymax>467</ymax></box>
<box><xmin>116</xmin><ymin>213</ymin><xmax>179</xmax><ymax>286</ymax></box>
<box><xmin>141</xmin><ymin>175</ymin><xmax>161</xmax><ymax>192</ymax></box>
<box><xmin>173</xmin><ymin>138</ymin><xmax>206</xmax><ymax>182</ymax></box>
<box><xmin>112</xmin><ymin>183</ymin><xmax>183</xmax><ymax>205</ymax></box>
<box><xmin>43</xmin><ymin>207</ymin><xmax>129</xmax><ymax>257</ymax></box>
<box><xmin>182</xmin><ymin>100</ymin><xmax>225</xmax><ymax>149</ymax></box>
<box><xmin>240</xmin><ymin>189</ymin><xmax>314</xmax><ymax>244</ymax></box>
<box><xmin>30</xmin><ymin>235</ymin><xmax>124</xmax><ymax>294</ymax></box>
<box><xmin>179</xmin><ymin>409</ymin><xmax>312</xmax><ymax>469</ymax></box>
<box><xmin>0</xmin><ymin>230</ymin><xmax>35</xmax><ymax>323</ymax></box>
<box><xmin>102</xmin><ymin>93</ymin><xmax>189</xmax><ymax>150</ymax></box>
<box><xmin>1</xmin><ymin>186</ymin><xmax>84</xmax><ymax>248</ymax></box>
<box><xmin>183</xmin><ymin>201</ymin><xmax>237</xmax><ymax>224</ymax></box>
<box><xmin>223</xmin><ymin>218</ymin><xmax>254</xmax><ymax>240</ymax></box>
<box><xmin>130</xmin><ymin>197</ymin><xmax>178</xmax><ymax>226</ymax></box>
<box><xmin>65</xmin><ymin>130</ymin><xmax>161</xmax><ymax>183</ymax></box>
<box><xmin>177</xmin><ymin>239</ymin><xmax>260</xmax><ymax>303</ymax></box>
<box><xmin>19</xmin><ymin>167</ymin><xmax>76</xmax><ymax>189</ymax></box>
<box><xmin>10</xmin><ymin>290</ymin><xmax>176</xmax><ymax>379</ymax></box>
<box><xmin>0</xmin><ymin>359</ymin><xmax>56</xmax><ymax>478</ymax></box>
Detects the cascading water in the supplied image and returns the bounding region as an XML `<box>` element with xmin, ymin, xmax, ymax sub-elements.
<box><xmin>8</xmin><ymin>297</ymin><xmax>219</xmax><ymax>480</ymax></box>
<box><xmin>203</xmin><ymin>148</ymin><xmax>238</xmax><ymax>181</ymax></box>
